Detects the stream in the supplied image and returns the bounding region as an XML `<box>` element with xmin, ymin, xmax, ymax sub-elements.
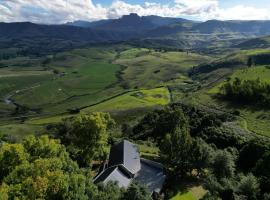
<box><xmin>3</xmin><ymin>84</ymin><xmax>41</xmax><ymax>112</ymax></box>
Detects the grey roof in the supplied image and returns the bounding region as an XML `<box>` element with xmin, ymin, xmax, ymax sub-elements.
<box><xmin>108</xmin><ymin>140</ymin><xmax>141</xmax><ymax>175</ymax></box>
<box><xmin>94</xmin><ymin>141</ymin><xmax>166</xmax><ymax>193</ymax></box>
<box><xmin>135</xmin><ymin>159</ymin><xmax>166</xmax><ymax>193</ymax></box>
<box><xmin>94</xmin><ymin>166</ymin><xmax>131</xmax><ymax>188</ymax></box>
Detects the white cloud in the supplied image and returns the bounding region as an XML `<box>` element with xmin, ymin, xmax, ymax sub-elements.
<box><xmin>0</xmin><ymin>0</ymin><xmax>107</xmax><ymax>23</ymax></box>
<box><xmin>0</xmin><ymin>0</ymin><xmax>270</xmax><ymax>24</ymax></box>
<box><xmin>107</xmin><ymin>1</ymin><xmax>178</xmax><ymax>19</ymax></box>
<box><xmin>217</xmin><ymin>5</ymin><xmax>270</xmax><ymax>21</ymax></box>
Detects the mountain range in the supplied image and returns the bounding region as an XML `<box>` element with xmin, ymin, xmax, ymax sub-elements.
<box><xmin>1</xmin><ymin>13</ymin><xmax>270</xmax><ymax>51</ymax></box>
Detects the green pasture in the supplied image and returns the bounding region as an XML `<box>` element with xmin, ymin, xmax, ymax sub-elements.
<box><xmin>209</xmin><ymin>65</ymin><xmax>270</xmax><ymax>94</ymax></box>
<box><xmin>27</xmin><ymin>87</ymin><xmax>170</xmax><ymax>125</ymax></box>
<box><xmin>115</xmin><ymin>49</ymin><xmax>211</xmax><ymax>88</ymax></box>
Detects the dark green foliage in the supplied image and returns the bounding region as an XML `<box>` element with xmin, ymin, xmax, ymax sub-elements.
<box><xmin>199</xmin><ymin>126</ymin><xmax>249</xmax><ymax>149</ymax></box>
<box><xmin>237</xmin><ymin>174</ymin><xmax>260</xmax><ymax>200</ymax></box>
<box><xmin>189</xmin><ymin>59</ymin><xmax>244</xmax><ymax>76</ymax></box>
<box><xmin>205</xmin><ymin>173</ymin><xmax>260</xmax><ymax>200</ymax></box>
<box><xmin>247</xmin><ymin>57</ymin><xmax>254</xmax><ymax>67</ymax></box>
<box><xmin>190</xmin><ymin>138</ymin><xmax>215</xmax><ymax>176</ymax></box>
<box><xmin>251</xmin><ymin>54</ymin><xmax>270</xmax><ymax>66</ymax></box>
<box><xmin>211</xmin><ymin>150</ymin><xmax>236</xmax><ymax>179</ymax></box>
<box><xmin>122</xmin><ymin>182</ymin><xmax>151</xmax><ymax>200</ymax></box>
<box><xmin>96</xmin><ymin>182</ymin><xmax>124</xmax><ymax>200</ymax></box>
<box><xmin>220</xmin><ymin>78</ymin><xmax>270</xmax><ymax>107</ymax></box>
<box><xmin>159</xmin><ymin>110</ymin><xmax>193</xmax><ymax>176</ymax></box>
<box><xmin>254</xmin><ymin>151</ymin><xmax>270</xmax><ymax>193</ymax></box>
<box><xmin>133</xmin><ymin>107</ymin><xmax>188</xmax><ymax>142</ymax></box>
<box><xmin>238</xmin><ymin>139</ymin><xmax>270</xmax><ymax>172</ymax></box>
<box><xmin>132</xmin><ymin>104</ymin><xmax>230</xmax><ymax>142</ymax></box>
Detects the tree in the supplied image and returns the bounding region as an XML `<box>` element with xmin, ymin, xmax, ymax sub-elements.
<box><xmin>247</xmin><ymin>57</ymin><xmax>254</xmax><ymax>68</ymax></box>
<box><xmin>237</xmin><ymin>174</ymin><xmax>260</xmax><ymax>200</ymax></box>
<box><xmin>95</xmin><ymin>181</ymin><xmax>124</xmax><ymax>200</ymax></box>
<box><xmin>56</xmin><ymin>112</ymin><xmax>115</xmax><ymax>166</ymax></box>
<box><xmin>239</xmin><ymin>139</ymin><xmax>270</xmax><ymax>172</ymax></box>
<box><xmin>190</xmin><ymin>138</ymin><xmax>215</xmax><ymax>176</ymax></box>
<box><xmin>0</xmin><ymin>183</ymin><xmax>9</xmax><ymax>200</ymax></box>
<box><xmin>0</xmin><ymin>143</ymin><xmax>28</xmax><ymax>181</ymax></box>
<box><xmin>0</xmin><ymin>135</ymin><xmax>98</xmax><ymax>200</ymax></box>
<box><xmin>205</xmin><ymin>175</ymin><xmax>236</xmax><ymax>200</ymax></box>
<box><xmin>160</xmin><ymin>109</ymin><xmax>193</xmax><ymax>176</ymax></box>
<box><xmin>122</xmin><ymin>182</ymin><xmax>151</xmax><ymax>200</ymax></box>
<box><xmin>133</xmin><ymin>107</ymin><xmax>191</xmax><ymax>142</ymax></box>
<box><xmin>254</xmin><ymin>151</ymin><xmax>270</xmax><ymax>193</ymax></box>
<box><xmin>211</xmin><ymin>150</ymin><xmax>235</xmax><ymax>179</ymax></box>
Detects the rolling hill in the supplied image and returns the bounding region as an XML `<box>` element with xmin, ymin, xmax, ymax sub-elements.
<box><xmin>236</xmin><ymin>35</ymin><xmax>270</xmax><ymax>49</ymax></box>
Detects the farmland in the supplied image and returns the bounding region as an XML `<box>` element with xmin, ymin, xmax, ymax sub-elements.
<box><xmin>0</xmin><ymin>46</ymin><xmax>209</xmax><ymax>138</ymax></box>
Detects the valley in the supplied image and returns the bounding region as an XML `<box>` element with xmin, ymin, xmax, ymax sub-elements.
<box><xmin>1</xmin><ymin>12</ymin><xmax>270</xmax><ymax>200</ymax></box>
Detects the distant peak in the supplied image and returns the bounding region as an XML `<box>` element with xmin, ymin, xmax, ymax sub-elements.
<box><xmin>121</xmin><ymin>13</ymin><xmax>140</xmax><ymax>19</ymax></box>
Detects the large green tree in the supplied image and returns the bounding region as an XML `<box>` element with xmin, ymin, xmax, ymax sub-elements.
<box><xmin>56</xmin><ymin>112</ymin><xmax>115</xmax><ymax>166</ymax></box>
<box><xmin>160</xmin><ymin>109</ymin><xmax>193</xmax><ymax>176</ymax></box>
<box><xmin>211</xmin><ymin>150</ymin><xmax>236</xmax><ymax>179</ymax></box>
<box><xmin>0</xmin><ymin>135</ymin><xmax>98</xmax><ymax>200</ymax></box>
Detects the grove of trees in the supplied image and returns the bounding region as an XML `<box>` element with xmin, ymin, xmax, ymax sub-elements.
<box><xmin>220</xmin><ymin>77</ymin><xmax>270</xmax><ymax>107</ymax></box>
<box><xmin>132</xmin><ymin>104</ymin><xmax>270</xmax><ymax>199</ymax></box>
<box><xmin>0</xmin><ymin>112</ymin><xmax>151</xmax><ymax>200</ymax></box>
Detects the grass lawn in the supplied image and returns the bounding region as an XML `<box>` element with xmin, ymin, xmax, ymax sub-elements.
<box><xmin>136</xmin><ymin>140</ymin><xmax>160</xmax><ymax>160</ymax></box>
<box><xmin>171</xmin><ymin>186</ymin><xmax>206</xmax><ymax>200</ymax></box>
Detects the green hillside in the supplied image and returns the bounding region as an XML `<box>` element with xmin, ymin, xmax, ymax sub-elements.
<box><xmin>0</xmin><ymin>46</ymin><xmax>209</xmax><ymax>132</ymax></box>
<box><xmin>116</xmin><ymin>48</ymin><xmax>210</xmax><ymax>88</ymax></box>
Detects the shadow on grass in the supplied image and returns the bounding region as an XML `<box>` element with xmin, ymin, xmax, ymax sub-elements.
<box><xmin>163</xmin><ymin>175</ymin><xmax>203</xmax><ymax>199</ymax></box>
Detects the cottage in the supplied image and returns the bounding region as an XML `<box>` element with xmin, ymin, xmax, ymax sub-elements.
<box><xmin>94</xmin><ymin>140</ymin><xmax>166</xmax><ymax>194</ymax></box>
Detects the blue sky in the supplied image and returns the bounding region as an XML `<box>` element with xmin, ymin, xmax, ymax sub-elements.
<box><xmin>0</xmin><ymin>0</ymin><xmax>270</xmax><ymax>24</ymax></box>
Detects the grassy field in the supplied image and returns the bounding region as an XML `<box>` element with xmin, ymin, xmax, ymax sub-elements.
<box><xmin>27</xmin><ymin>87</ymin><xmax>170</xmax><ymax>125</ymax></box>
<box><xmin>209</xmin><ymin>65</ymin><xmax>270</xmax><ymax>94</ymax></box>
<box><xmin>115</xmin><ymin>49</ymin><xmax>211</xmax><ymax>89</ymax></box>
<box><xmin>13</xmin><ymin>61</ymin><xmax>121</xmax><ymax>108</ymax></box>
<box><xmin>0</xmin><ymin>46</ymin><xmax>212</xmax><ymax>141</ymax></box>
<box><xmin>1</xmin><ymin>46</ymin><xmax>206</xmax><ymax>125</ymax></box>
<box><xmin>0</xmin><ymin>124</ymin><xmax>45</xmax><ymax>141</ymax></box>
<box><xmin>192</xmin><ymin>65</ymin><xmax>270</xmax><ymax>137</ymax></box>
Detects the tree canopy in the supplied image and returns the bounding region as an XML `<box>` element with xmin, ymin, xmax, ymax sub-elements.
<box><xmin>54</xmin><ymin>112</ymin><xmax>115</xmax><ymax>166</ymax></box>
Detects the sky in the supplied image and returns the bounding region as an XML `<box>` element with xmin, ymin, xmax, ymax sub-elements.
<box><xmin>0</xmin><ymin>0</ymin><xmax>270</xmax><ymax>24</ymax></box>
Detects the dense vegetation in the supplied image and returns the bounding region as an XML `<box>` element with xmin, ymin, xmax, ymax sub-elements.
<box><xmin>0</xmin><ymin>112</ymin><xmax>153</xmax><ymax>200</ymax></box>
<box><xmin>220</xmin><ymin>77</ymin><xmax>270</xmax><ymax>107</ymax></box>
<box><xmin>132</xmin><ymin>105</ymin><xmax>270</xmax><ymax>199</ymax></box>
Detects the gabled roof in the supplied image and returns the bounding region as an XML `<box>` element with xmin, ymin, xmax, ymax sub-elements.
<box><xmin>108</xmin><ymin>140</ymin><xmax>141</xmax><ymax>175</ymax></box>
<box><xmin>94</xmin><ymin>166</ymin><xmax>132</xmax><ymax>188</ymax></box>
